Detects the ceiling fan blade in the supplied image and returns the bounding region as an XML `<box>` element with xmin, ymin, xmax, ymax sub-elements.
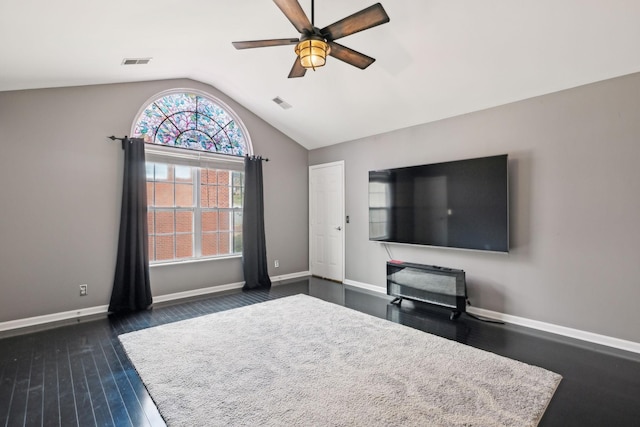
<box><xmin>232</xmin><ymin>38</ymin><xmax>299</xmax><ymax>50</ymax></box>
<box><xmin>288</xmin><ymin>57</ymin><xmax>307</xmax><ymax>78</ymax></box>
<box><xmin>273</xmin><ymin>0</ymin><xmax>313</xmax><ymax>34</ymax></box>
<box><xmin>321</xmin><ymin>3</ymin><xmax>390</xmax><ymax>41</ymax></box>
<box><xmin>328</xmin><ymin>42</ymin><xmax>375</xmax><ymax>69</ymax></box>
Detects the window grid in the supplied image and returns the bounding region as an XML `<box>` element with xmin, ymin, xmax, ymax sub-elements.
<box><xmin>369</xmin><ymin>181</ymin><xmax>391</xmax><ymax>240</ymax></box>
<box><xmin>132</xmin><ymin>91</ymin><xmax>247</xmax><ymax>156</ymax></box>
<box><xmin>147</xmin><ymin>163</ymin><xmax>242</xmax><ymax>263</ymax></box>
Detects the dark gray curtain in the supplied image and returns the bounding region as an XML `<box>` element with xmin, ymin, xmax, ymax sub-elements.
<box><xmin>242</xmin><ymin>155</ymin><xmax>271</xmax><ymax>290</ymax></box>
<box><xmin>109</xmin><ymin>137</ymin><xmax>152</xmax><ymax>313</ymax></box>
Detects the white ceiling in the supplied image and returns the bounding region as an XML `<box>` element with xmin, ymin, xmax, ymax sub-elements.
<box><xmin>1</xmin><ymin>1</ymin><xmax>640</xmax><ymax>150</ymax></box>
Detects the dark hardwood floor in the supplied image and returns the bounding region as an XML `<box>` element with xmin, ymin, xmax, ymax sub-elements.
<box><xmin>1</xmin><ymin>277</ymin><xmax>639</xmax><ymax>426</ymax></box>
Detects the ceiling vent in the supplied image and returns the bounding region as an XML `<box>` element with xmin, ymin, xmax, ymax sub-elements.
<box><xmin>122</xmin><ymin>58</ymin><xmax>152</xmax><ymax>65</ymax></box>
<box><xmin>272</xmin><ymin>96</ymin><xmax>292</xmax><ymax>110</ymax></box>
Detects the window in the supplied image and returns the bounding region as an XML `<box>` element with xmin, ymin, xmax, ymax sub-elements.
<box><xmin>369</xmin><ymin>179</ymin><xmax>391</xmax><ymax>240</ymax></box>
<box><xmin>146</xmin><ymin>162</ymin><xmax>244</xmax><ymax>262</ymax></box>
<box><xmin>133</xmin><ymin>90</ymin><xmax>251</xmax><ymax>263</ymax></box>
<box><xmin>133</xmin><ymin>91</ymin><xmax>247</xmax><ymax>156</ymax></box>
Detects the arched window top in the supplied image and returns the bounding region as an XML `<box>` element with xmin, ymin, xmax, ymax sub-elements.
<box><xmin>132</xmin><ymin>89</ymin><xmax>250</xmax><ymax>156</ymax></box>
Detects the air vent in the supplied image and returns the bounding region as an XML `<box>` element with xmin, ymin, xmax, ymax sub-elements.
<box><xmin>122</xmin><ymin>58</ymin><xmax>152</xmax><ymax>65</ymax></box>
<box><xmin>272</xmin><ymin>96</ymin><xmax>292</xmax><ymax>110</ymax></box>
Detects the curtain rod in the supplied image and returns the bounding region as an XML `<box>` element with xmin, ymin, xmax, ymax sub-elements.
<box><xmin>107</xmin><ymin>135</ymin><xmax>129</xmax><ymax>142</ymax></box>
<box><xmin>107</xmin><ymin>136</ymin><xmax>268</xmax><ymax>161</ymax></box>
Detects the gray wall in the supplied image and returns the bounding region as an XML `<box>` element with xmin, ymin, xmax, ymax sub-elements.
<box><xmin>0</xmin><ymin>78</ymin><xmax>309</xmax><ymax>322</ymax></box>
<box><xmin>310</xmin><ymin>72</ymin><xmax>640</xmax><ymax>344</ymax></box>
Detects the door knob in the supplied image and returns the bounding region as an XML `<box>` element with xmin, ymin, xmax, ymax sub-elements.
<box><xmin>336</xmin><ymin>226</ymin><xmax>342</xmax><ymax>231</ymax></box>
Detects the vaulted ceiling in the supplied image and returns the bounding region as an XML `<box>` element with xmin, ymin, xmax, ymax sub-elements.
<box><xmin>2</xmin><ymin>1</ymin><xmax>640</xmax><ymax>149</ymax></box>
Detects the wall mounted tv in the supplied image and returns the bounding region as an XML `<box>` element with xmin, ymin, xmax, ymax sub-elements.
<box><xmin>369</xmin><ymin>154</ymin><xmax>509</xmax><ymax>253</ymax></box>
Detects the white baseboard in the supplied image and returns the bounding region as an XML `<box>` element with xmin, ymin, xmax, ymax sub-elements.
<box><xmin>8</xmin><ymin>272</ymin><xmax>637</xmax><ymax>356</ymax></box>
<box><xmin>343</xmin><ymin>279</ymin><xmax>389</xmax><ymax>295</ymax></box>
<box><xmin>344</xmin><ymin>279</ymin><xmax>640</xmax><ymax>355</ymax></box>
<box><xmin>272</xmin><ymin>271</ymin><xmax>311</xmax><ymax>283</ymax></box>
<box><xmin>0</xmin><ymin>271</ymin><xmax>311</xmax><ymax>333</ymax></box>
<box><xmin>153</xmin><ymin>271</ymin><xmax>310</xmax><ymax>304</ymax></box>
<box><xmin>0</xmin><ymin>305</ymin><xmax>110</xmax><ymax>333</ymax></box>
<box><xmin>465</xmin><ymin>306</ymin><xmax>640</xmax><ymax>355</ymax></box>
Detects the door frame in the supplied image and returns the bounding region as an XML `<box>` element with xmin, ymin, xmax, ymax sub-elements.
<box><xmin>309</xmin><ymin>161</ymin><xmax>345</xmax><ymax>283</ymax></box>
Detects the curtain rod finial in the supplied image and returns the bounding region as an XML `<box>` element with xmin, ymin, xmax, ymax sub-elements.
<box><xmin>107</xmin><ymin>135</ymin><xmax>129</xmax><ymax>142</ymax></box>
<box><xmin>246</xmin><ymin>154</ymin><xmax>269</xmax><ymax>162</ymax></box>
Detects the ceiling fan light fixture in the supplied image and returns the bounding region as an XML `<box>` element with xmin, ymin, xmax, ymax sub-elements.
<box><xmin>232</xmin><ymin>1</ymin><xmax>389</xmax><ymax>78</ymax></box>
<box><xmin>295</xmin><ymin>36</ymin><xmax>330</xmax><ymax>70</ymax></box>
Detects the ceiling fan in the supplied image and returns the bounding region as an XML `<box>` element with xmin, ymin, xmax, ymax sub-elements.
<box><xmin>232</xmin><ymin>0</ymin><xmax>390</xmax><ymax>78</ymax></box>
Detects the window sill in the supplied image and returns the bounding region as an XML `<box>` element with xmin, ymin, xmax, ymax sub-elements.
<box><xmin>150</xmin><ymin>254</ymin><xmax>242</xmax><ymax>268</ymax></box>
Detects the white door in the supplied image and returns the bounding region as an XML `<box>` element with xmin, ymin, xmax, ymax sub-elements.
<box><xmin>309</xmin><ymin>161</ymin><xmax>345</xmax><ymax>282</ymax></box>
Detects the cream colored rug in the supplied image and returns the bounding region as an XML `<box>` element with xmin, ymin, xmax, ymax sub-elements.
<box><xmin>119</xmin><ymin>294</ymin><xmax>561</xmax><ymax>426</ymax></box>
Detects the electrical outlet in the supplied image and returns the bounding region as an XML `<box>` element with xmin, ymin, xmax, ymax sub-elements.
<box><xmin>274</xmin><ymin>260</ymin><xmax>279</xmax><ymax>268</ymax></box>
<box><xmin>79</xmin><ymin>284</ymin><xmax>88</xmax><ymax>296</ymax></box>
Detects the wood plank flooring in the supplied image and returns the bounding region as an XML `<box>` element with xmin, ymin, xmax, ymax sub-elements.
<box><xmin>1</xmin><ymin>277</ymin><xmax>639</xmax><ymax>426</ymax></box>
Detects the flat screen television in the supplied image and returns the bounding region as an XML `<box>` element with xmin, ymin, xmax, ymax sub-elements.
<box><xmin>369</xmin><ymin>154</ymin><xmax>509</xmax><ymax>252</ymax></box>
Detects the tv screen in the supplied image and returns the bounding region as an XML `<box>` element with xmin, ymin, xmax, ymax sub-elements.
<box><xmin>369</xmin><ymin>154</ymin><xmax>508</xmax><ymax>252</ymax></box>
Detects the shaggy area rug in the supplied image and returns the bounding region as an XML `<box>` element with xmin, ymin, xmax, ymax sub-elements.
<box><xmin>119</xmin><ymin>294</ymin><xmax>561</xmax><ymax>426</ymax></box>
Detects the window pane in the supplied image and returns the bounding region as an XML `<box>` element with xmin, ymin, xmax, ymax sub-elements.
<box><xmin>218</xmin><ymin>231</ymin><xmax>231</xmax><ymax>255</ymax></box>
<box><xmin>147</xmin><ymin>211</ymin><xmax>155</xmax><ymax>232</ymax></box>
<box><xmin>233</xmin><ymin>211</ymin><xmax>243</xmax><ymax>233</ymax></box>
<box><xmin>217</xmin><ymin>171</ymin><xmax>230</xmax><ymax>185</ymax></box>
<box><xmin>232</xmin><ymin>187</ymin><xmax>243</xmax><ymax>208</ymax></box>
<box><xmin>176</xmin><ymin>233</ymin><xmax>194</xmax><ymax>258</ymax></box>
<box><xmin>172</xmin><ymin>111</ymin><xmax>197</xmax><ymax>133</ymax></box>
<box><xmin>219</xmin><ymin>211</ymin><xmax>230</xmax><ymax>231</ymax></box>
<box><xmin>176</xmin><ymin>184</ymin><xmax>194</xmax><ymax>207</ymax></box>
<box><xmin>202</xmin><ymin>233</ymin><xmax>218</xmax><ymax>256</ymax></box>
<box><xmin>202</xmin><ymin>211</ymin><xmax>218</xmax><ymax>232</ymax></box>
<box><xmin>175</xmin><ymin>165</ymin><xmax>193</xmax><ymax>182</ymax></box>
<box><xmin>200</xmin><ymin>185</ymin><xmax>208</xmax><ymax>207</ymax></box>
<box><xmin>218</xmin><ymin>186</ymin><xmax>230</xmax><ymax>208</ymax></box>
<box><xmin>155</xmin><ymin>183</ymin><xmax>174</xmax><ymax>207</ymax></box>
<box><xmin>135</xmin><ymin>104</ymin><xmax>166</xmax><ymax>143</ymax></box>
<box><xmin>146</xmin><ymin>163</ymin><xmax>154</xmax><ymax>180</ymax></box>
<box><xmin>154</xmin><ymin>164</ymin><xmax>169</xmax><ymax>181</ymax></box>
<box><xmin>155</xmin><ymin>211</ymin><xmax>175</xmax><ymax>234</ymax></box>
<box><xmin>233</xmin><ymin>232</ymin><xmax>242</xmax><ymax>253</ymax></box>
<box><xmin>205</xmin><ymin>169</ymin><xmax>217</xmax><ymax>184</ymax></box>
<box><xmin>155</xmin><ymin>235</ymin><xmax>175</xmax><ymax>260</ymax></box>
<box><xmin>148</xmin><ymin>236</ymin><xmax>155</xmax><ymax>261</ymax></box>
<box><xmin>207</xmin><ymin>186</ymin><xmax>218</xmax><ymax>207</ymax></box>
<box><xmin>156</xmin><ymin>120</ymin><xmax>180</xmax><ymax>146</ymax></box>
<box><xmin>147</xmin><ymin>182</ymin><xmax>154</xmax><ymax>206</ymax></box>
<box><xmin>176</xmin><ymin>211</ymin><xmax>193</xmax><ymax>233</ymax></box>
<box><xmin>232</xmin><ymin>171</ymin><xmax>243</xmax><ymax>186</ymax></box>
<box><xmin>156</xmin><ymin>93</ymin><xmax>196</xmax><ymax>116</ymax></box>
